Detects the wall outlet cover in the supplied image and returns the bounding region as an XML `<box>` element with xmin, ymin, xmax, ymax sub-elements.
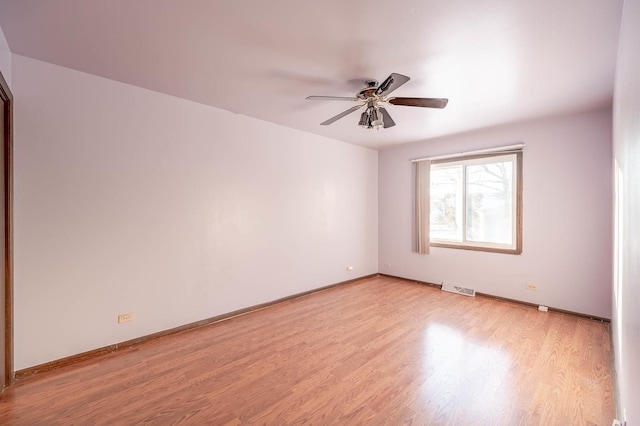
<box><xmin>118</xmin><ymin>313</ymin><xmax>134</xmax><ymax>323</ymax></box>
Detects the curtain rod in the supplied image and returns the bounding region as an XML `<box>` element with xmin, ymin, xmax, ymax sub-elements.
<box><xmin>410</xmin><ymin>143</ymin><xmax>525</xmax><ymax>163</ymax></box>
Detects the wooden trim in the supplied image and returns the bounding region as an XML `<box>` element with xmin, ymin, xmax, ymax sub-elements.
<box><xmin>515</xmin><ymin>151</ymin><xmax>523</xmax><ymax>253</ymax></box>
<box><xmin>378</xmin><ymin>273</ymin><xmax>443</xmax><ymax>289</ymax></box>
<box><xmin>0</xmin><ymin>275</ymin><xmax>614</xmax><ymax>423</ymax></box>
<box><xmin>475</xmin><ymin>292</ymin><xmax>610</xmax><ymax>323</ymax></box>
<box><xmin>15</xmin><ymin>274</ymin><xmax>378</xmax><ymax>380</ymax></box>
<box><xmin>381</xmin><ymin>273</ymin><xmax>610</xmax><ymax>323</ymax></box>
<box><xmin>429</xmin><ymin>151</ymin><xmax>523</xmax><ymax>255</ymax></box>
<box><xmin>0</xmin><ymin>70</ymin><xmax>13</xmax><ymax>389</ymax></box>
<box><xmin>15</xmin><ymin>270</ymin><xmax>610</xmax><ymax>380</ymax></box>
<box><xmin>430</xmin><ymin>242</ymin><xmax>521</xmax><ymax>255</ymax></box>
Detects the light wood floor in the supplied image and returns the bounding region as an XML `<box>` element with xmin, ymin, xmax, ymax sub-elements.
<box><xmin>0</xmin><ymin>276</ymin><xmax>614</xmax><ymax>425</ymax></box>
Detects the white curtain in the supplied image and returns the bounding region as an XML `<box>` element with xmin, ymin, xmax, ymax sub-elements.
<box><xmin>415</xmin><ymin>159</ymin><xmax>431</xmax><ymax>254</ymax></box>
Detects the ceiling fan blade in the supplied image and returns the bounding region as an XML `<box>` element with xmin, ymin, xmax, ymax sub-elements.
<box><xmin>388</xmin><ymin>97</ymin><xmax>449</xmax><ymax>109</ymax></box>
<box><xmin>320</xmin><ymin>104</ymin><xmax>364</xmax><ymax>125</ymax></box>
<box><xmin>378</xmin><ymin>107</ymin><xmax>396</xmax><ymax>128</ymax></box>
<box><xmin>306</xmin><ymin>96</ymin><xmax>360</xmax><ymax>101</ymax></box>
<box><xmin>375</xmin><ymin>73</ymin><xmax>411</xmax><ymax>97</ymax></box>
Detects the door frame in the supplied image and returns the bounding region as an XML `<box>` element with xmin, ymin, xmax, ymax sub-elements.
<box><xmin>0</xmin><ymin>69</ymin><xmax>13</xmax><ymax>389</ymax></box>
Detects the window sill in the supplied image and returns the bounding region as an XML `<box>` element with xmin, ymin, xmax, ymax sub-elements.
<box><xmin>430</xmin><ymin>242</ymin><xmax>522</xmax><ymax>255</ymax></box>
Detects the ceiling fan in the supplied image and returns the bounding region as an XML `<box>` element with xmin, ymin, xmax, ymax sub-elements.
<box><xmin>305</xmin><ymin>73</ymin><xmax>448</xmax><ymax>129</ymax></box>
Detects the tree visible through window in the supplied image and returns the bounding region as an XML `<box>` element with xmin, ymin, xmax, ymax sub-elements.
<box><xmin>429</xmin><ymin>152</ymin><xmax>522</xmax><ymax>254</ymax></box>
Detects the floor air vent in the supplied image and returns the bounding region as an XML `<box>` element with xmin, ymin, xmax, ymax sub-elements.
<box><xmin>441</xmin><ymin>283</ymin><xmax>476</xmax><ymax>297</ymax></box>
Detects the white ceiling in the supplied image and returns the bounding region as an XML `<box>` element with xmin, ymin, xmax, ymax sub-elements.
<box><xmin>0</xmin><ymin>0</ymin><xmax>624</xmax><ymax>149</ymax></box>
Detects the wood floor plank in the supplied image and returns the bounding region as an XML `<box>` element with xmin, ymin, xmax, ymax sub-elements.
<box><xmin>0</xmin><ymin>276</ymin><xmax>615</xmax><ymax>424</ymax></box>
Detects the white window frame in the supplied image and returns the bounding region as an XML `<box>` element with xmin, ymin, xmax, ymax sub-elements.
<box><xmin>430</xmin><ymin>152</ymin><xmax>522</xmax><ymax>254</ymax></box>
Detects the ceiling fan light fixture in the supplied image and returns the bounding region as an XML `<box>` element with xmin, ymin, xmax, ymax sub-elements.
<box><xmin>358</xmin><ymin>111</ymin><xmax>369</xmax><ymax>128</ymax></box>
<box><xmin>370</xmin><ymin>107</ymin><xmax>384</xmax><ymax>130</ymax></box>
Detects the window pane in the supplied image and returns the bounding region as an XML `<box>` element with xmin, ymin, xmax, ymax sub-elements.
<box><xmin>430</xmin><ymin>165</ymin><xmax>463</xmax><ymax>241</ymax></box>
<box><xmin>466</xmin><ymin>161</ymin><xmax>513</xmax><ymax>244</ymax></box>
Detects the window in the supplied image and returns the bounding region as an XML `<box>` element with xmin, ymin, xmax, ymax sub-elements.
<box><xmin>429</xmin><ymin>152</ymin><xmax>522</xmax><ymax>254</ymax></box>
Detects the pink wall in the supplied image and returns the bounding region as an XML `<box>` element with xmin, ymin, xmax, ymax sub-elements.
<box><xmin>12</xmin><ymin>55</ymin><xmax>378</xmax><ymax>369</ymax></box>
<box><xmin>379</xmin><ymin>109</ymin><xmax>613</xmax><ymax>318</ymax></box>
<box><xmin>0</xmin><ymin>23</ymin><xmax>10</xmax><ymax>86</ymax></box>
<box><xmin>612</xmin><ymin>0</ymin><xmax>640</xmax><ymax>423</ymax></box>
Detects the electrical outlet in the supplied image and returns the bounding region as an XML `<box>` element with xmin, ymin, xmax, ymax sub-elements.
<box><xmin>526</xmin><ymin>283</ymin><xmax>537</xmax><ymax>290</ymax></box>
<box><xmin>118</xmin><ymin>313</ymin><xmax>134</xmax><ymax>323</ymax></box>
<box><xmin>345</xmin><ymin>265</ymin><xmax>353</xmax><ymax>271</ymax></box>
